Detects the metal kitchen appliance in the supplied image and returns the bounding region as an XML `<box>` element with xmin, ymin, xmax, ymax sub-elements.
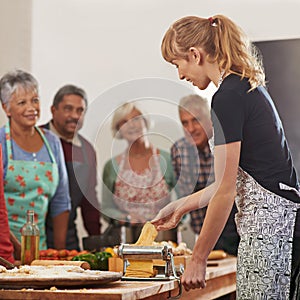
<box><xmin>117</xmin><ymin>244</ymin><xmax>182</xmax><ymax>298</ymax></box>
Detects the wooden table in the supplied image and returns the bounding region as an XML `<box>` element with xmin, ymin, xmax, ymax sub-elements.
<box><xmin>176</xmin><ymin>257</ymin><xmax>237</xmax><ymax>300</ymax></box>
<box><xmin>0</xmin><ymin>257</ymin><xmax>236</xmax><ymax>300</ymax></box>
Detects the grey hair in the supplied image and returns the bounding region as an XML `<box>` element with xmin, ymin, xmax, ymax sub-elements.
<box><xmin>52</xmin><ymin>84</ymin><xmax>88</xmax><ymax>108</ymax></box>
<box><xmin>179</xmin><ymin>94</ymin><xmax>210</xmax><ymax>118</ymax></box>
<box><xmin>111</xmin><ymin>101</ymin><xmax>150</xmax><ymax>139</ymax></box>
<box><xmin>0</xmin><ymin>69</ymin><xmax>39</xmax><ymax>106</ymax></box>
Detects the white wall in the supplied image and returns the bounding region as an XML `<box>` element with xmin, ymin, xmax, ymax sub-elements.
<box><xmin>2</xmin><ymin>0</ymin><xmax>300</xmax><ymax>128</ymax></box>
<box><xmin>28</xmin><ymin>0</ymin><xmax>300</xmax><ymax>174</ymax></box>
<box><xmin>1</xmin><ymin>0</ymin><xmax>300</xmax><ymax>248</ymax></box>
<box><xmin>0</xmin><ymin>0</ymin><xmax>32</xmax><ymax>125</ymax></box>
<box><xmin>31</xmin><ymin>0</ymin><xmax>300</xmax><ymax>124</ymax></box>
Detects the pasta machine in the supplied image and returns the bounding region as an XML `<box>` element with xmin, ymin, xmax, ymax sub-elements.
<box><xmin>117</xmin><ymin>244</ymin><xmax>182</xmax><ymax>298</ymax></box>
<box><xmin>117</xmin><ymin>244</ymin><xmax>183</xmax><ymax>280</ymax></box>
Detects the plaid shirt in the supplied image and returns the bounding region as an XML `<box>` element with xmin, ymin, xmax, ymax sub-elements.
<box><xmin>171</xmin><ymin>137</ymin><xmax>214</xmax><ymax>234</ymax></box>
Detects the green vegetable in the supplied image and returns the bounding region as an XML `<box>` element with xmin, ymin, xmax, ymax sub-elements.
<box><xmin>71</xmin><ymin>253</ymin><xmax>99</xmax><ymax>270</ymax></box>
<box><xmin>71</xmin><ymin>251</ymin><xmax>112</xmax><ymax>270</ymax></box>
<box><xmin>95</xmin><ymin>251</ymin><xmax>112</xmax><ymax>271</ymax></box>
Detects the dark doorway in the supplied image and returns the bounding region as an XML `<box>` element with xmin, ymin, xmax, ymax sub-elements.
<box><xmin>255</xmin><ymin>39</ymin><xmax>300</xmax><ymax>174</ymax></box>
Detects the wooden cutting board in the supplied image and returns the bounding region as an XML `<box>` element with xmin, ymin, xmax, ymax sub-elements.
<box><xmin>0</xmin><ymin>265</ymin><xmax>122</xmax><ymax>289</ymax></box>
<box><xmin>207</xmin><ymin>256</ymin><xmax>237</xmax><ymax>267</ymax></box>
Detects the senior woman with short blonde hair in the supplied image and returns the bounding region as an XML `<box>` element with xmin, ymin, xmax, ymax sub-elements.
<box><xmin>102</xmin><ymin>101</ymin><xmax>176</xmax><ymax>243</ymax></box>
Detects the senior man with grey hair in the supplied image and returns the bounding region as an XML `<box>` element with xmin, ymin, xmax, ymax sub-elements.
<box><xmin>171</xmin><ymin>94</ymin><xmax>239</xmax><ymax>256</ymax></box>
<box><xmin>42</xmin><ymin>84</ymin><xmax>101</xmax><ymax>250</ymax></box>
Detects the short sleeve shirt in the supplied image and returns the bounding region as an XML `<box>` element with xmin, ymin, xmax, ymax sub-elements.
<box><xmin>211</xmin><ymin>74</ymin><xmax>299</xmax><ymax>202</ymax></box>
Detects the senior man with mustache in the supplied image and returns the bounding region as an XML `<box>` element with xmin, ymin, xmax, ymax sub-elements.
<box><xmin>42</xmin><ymin>84</ymin><xmax>101</xmax><ymax>250</ymax></box>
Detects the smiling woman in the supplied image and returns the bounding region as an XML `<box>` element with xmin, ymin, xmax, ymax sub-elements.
<box><xmin>0</xmin><ymin>69</ymin><xmax>71</xmax><ymax>251</ymax></box>
<box><xmin>102</xmin><ymin>101</ymin><xmax>177</xmax><ymax>244</ymax></box>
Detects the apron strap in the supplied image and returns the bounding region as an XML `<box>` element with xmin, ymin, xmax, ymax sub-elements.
<box><xmin>279</xmin><ymin>182</ymin><xmax>300</xmax><ymax>198</ymax></box>
<box><xmin>5</xmin><ymin>122</ymin><xmax>57</xmax><ymax>164</ymax></box>
<box><xmin>77</xmin><ymin>135</ymin><xmax>89</xmax><ymax>165</ymax></box>
<box><xmin>35</xmin><ymin>127</ymin><xmax>56</xmax><ymax>163</ymax></box>
<box><xmin>4</xmin><ymin>123</ymin><xmax>12</xmax><ymax>160</ymax></box>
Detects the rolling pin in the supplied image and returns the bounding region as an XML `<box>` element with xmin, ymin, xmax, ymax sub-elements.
<box><xmin>31</xmin><ymin>260</ymin><xmax>91</xmax><ymax>270</ymax></box>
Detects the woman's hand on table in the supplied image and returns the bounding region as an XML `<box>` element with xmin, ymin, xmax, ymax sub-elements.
<box><xmin>181</xmin><ymin>258</ymin><xmax>207</xmax><ymax>291</ymax></box>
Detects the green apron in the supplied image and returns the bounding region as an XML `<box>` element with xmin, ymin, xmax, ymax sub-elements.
<box><xmin>4</xmin><ymin>122</ymin><xmax>59</xmax><ymax>249</ymax></box>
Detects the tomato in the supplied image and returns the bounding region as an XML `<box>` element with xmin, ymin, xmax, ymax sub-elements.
<box><xmin>39</xmin><ymin>250</ymin><xmax>47</xmax><ymax>257</ymax></box>
<box><xmin>68</xmin><ymin>249</ymin><xmax>79</xmax><ymax>257</ymax></box>
<box><xmin>47</xmin><ymin>256</ymin><xmax>59</xmax><ymax>260</ymax></box>
<box><xmin>54</xmin><ymin>256</ymin><xmax>59</xmax><ymax>260</ymax></box>
<box><xmin>46</xmin><ymin>248</ymin><xmax>59</xmax><ymax>257</ymax></box>
<box><xmin>58</xmin><ymin>249</ymin><xmax>70</xmax><ymax>258</ymax></box>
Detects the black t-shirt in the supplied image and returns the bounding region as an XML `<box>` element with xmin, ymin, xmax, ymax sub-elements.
<box><xmin>211</xmin><ymin>74</ymin><xmax>299</xmax><ymax>203</ymax></box>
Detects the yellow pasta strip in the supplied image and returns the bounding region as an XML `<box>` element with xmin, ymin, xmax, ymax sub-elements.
<box><xmin>125</xmin><ymin>222</ymin><xmax>158</xmax><ymax>278</ymax></box>
<box><xmin>134</xmin><ymin>222</ymin><xmax>158</xmax><ymax>246</ymax></box>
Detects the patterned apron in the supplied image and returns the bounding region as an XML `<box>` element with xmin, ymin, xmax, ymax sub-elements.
<box><xmin>113</xmin><ymin>148</ymin><xmax>170</xmax><ymax>222</ymax></box>
<box><xmin>235</xmin><ymin>167</ymin><xmax>300</xmax><ymax>299</ymax></box>
<box><xmin>113</xmin><ymin>149</ymin><xmax>171</xmax><ymax>243</ymax></box>
<box><xmin>4</xmin><ymin>123</ymin><xmax>59</xmax><ymax>249</ymax></box>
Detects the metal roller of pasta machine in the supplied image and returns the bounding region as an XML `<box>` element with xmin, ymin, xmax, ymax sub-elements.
<box><xmin>117</xmin><ymin>244</ymin><xmax>183</xmax><ymax>281</ymax></box>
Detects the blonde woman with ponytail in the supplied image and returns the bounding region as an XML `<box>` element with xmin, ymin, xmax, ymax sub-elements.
<box><xmin>152</xmin><ymin>15</ymin><xmax>300</xmax><ymax>299</ymax></box>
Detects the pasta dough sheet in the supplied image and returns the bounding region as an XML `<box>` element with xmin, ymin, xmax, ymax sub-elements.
<box><xmin>125</xmin><ymin>222</ymin><xmax>158</xmax><ymax>278</ymax></box>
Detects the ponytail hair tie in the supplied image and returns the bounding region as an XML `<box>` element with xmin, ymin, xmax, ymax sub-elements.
<box><xmin>208</xmin><ymin>17</ymin><xmax>217</xmax><ymax>27</ymax></box>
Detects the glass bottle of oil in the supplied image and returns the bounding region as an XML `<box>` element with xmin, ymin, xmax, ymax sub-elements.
<box><xmin>21</xmin><ymin>210</ymin><xmax>40</xmax><ymax>265</ymax></box>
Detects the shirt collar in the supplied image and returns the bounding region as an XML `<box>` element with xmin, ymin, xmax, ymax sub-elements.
<box><xmin>49</xmin><ymin>121</ymin><xmax>82</xmax><ymax>147</ymax></box>
<box><xmin>184</xmin><ymin>137</ymin><xmax>211</xmax><ymax>153</ymax></box>
<box><xmin>197</xmin><ymin>144</ymin><xmax>212</xmax><ymax>158</ymax></box>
